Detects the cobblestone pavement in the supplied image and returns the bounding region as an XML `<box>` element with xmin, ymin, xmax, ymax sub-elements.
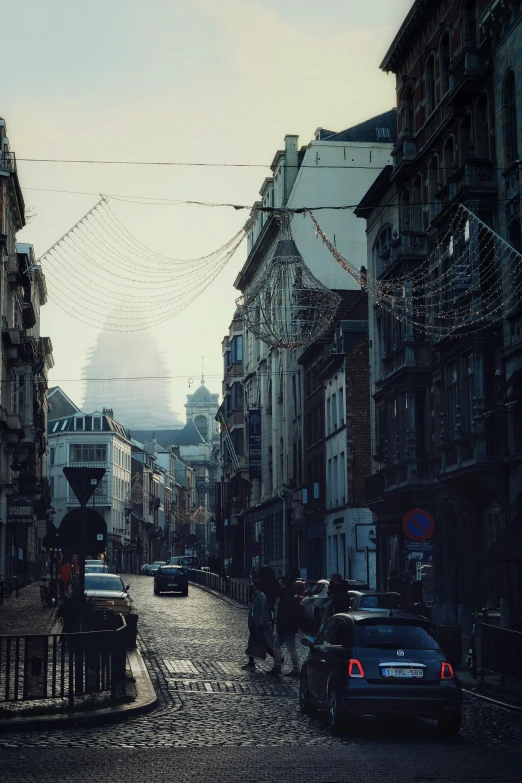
<box><xmin>1</xmin><ymin>577</ymin><xmax>521</xmax><ymax>783</ymax></box>
<box><xmin>0</xmin><ymin>581</ymin><xmax>55</xmax><ymax>636</ymax></box>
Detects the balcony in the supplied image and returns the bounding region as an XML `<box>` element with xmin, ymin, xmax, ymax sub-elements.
<box><xmin>5</xmin><ymin>413</ymin><xmax>23</xmax><ymax>445</ymax></box>
<box><xmin>67</xmin><ymin>495</ymin><xmax>111</xmax><ymax>507</ymax></box>
<box><xmin>364</xmin><ymin>471</ymin><xmax>385</xmax><ymax>503</ymax></box>
<box><xmin>392</xmin><ymin>135</ymin><xmax>416</xmax><ymax>179</ymax></box>
<box><xmin>447</xmin><ymin>48</ymin><xmax>481</xmax><ymax>106</ymax></box>
<box><xmin>379</xmin><ymin>230</ymin><xmax>428</xmax><ymax>280</ymax></box>
<box><xmin>0</xmin><ymin>151</ymin><xmax>16</xmax><ymax>173</ymax></box>
<box><xmin>7</xmin><ymin>255</ymin><xmax>22</xmax><ymax>286</ymax></box>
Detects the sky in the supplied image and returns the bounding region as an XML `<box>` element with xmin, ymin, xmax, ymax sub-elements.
<box><xmin>3</xmin><ymin>0</ymin><xmax>413</xmax><ymax>421</ymax></box>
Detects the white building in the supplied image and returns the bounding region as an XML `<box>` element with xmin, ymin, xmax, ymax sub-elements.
<box><xmin>234</xmin><ymin>110</ymin><xmax>396</xmax><ymax>577</ymax></box>
<box><xmin>48</xmin><ymin>390</ymin><xmax>132</xmax><ymax>569</ymax></box>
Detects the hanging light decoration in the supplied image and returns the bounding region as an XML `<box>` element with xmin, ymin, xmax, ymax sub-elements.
<box><xmin>236</xmin><ymin>210</ymin><xmax>341</xmax><ymax>350</ymax></box>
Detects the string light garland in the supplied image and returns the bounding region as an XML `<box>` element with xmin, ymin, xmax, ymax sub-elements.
<box><xmin>236</xmin><ymin>210</ymin><xmax>341</xmax><ymax>350</ymax></box>
<box><xmin>308</xmin><ymin>205</ymin><xmax>522</xmax><ymax>340</ymax></box>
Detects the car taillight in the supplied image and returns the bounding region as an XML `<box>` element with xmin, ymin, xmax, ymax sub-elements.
<box><xmin>348</xmin><ymin>659</ymin><xmax>365</xmax><ymax>678</ymax></box>
<box><xmin>441</xmin><ymin>661</ymin><xmax>454</xmax><ymax>680</ymax></box>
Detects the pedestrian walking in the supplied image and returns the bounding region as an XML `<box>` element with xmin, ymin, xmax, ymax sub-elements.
<box><xmin>328</xmin><ymin>573</ymin><xmax>351</xmax><ymax>615</ymax></box>
<box><xmin>242</xmin><ymin>579</ymin><xmax>275</xmax><ymax>671</ymax></box>
<box><xmin>268</xmin><ymin>577</ymin><xmax>300</xmax><ymax>678</ymax></box>
<box><xmin>60</xmin><ymin>562</ymin><xmax>71</xmax><ymax>597</ymax></box>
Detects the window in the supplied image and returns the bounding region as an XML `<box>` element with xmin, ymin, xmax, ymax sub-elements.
<box><xmin>231</xmin><ymin>382</ymin><xmax>243</xmax><ymax>410</ymax></box>
<box><xmin>411</xmin><ymin>175</ymin><xmax>423</xmax><ymax>231</ymax></box>
<box><xmin>333</xmin><ymin>455</ymin><xmax>338</xmax><ymax>506</ymax></box>
<box><xmin>403</xmin><ymin>89</ymin><xmax>414</xmax><ymax>136</ymax></box>
<box><xmin>443</xmin><ymin>137</ymin><xmax>455</xmax><ymax>184</ymax></box>
<box><xmin>428</xmin><ymin>157</ymin><xmax>439</xmax><ymax>219</ymax></box>
<box><xmin>447</xmin><ymin>362</ymin><xmax>459</xmax><ymax>438</ymax></box>
<box><xmin>332</xmin><ymin>393</ymin><xmax>337</xmax><ymax>430</ymax></box>
<box><xmin>231</xmin><ymin>335</ymin><xmax>243</xmax><ymax>363</ymax></box>
<box><xmin>49</xmin><ymin>476</ymin><xmax>55</xmax><ymax>499</ymax></box>
<box><xmin>85</xmin><ymin>416</ymin><xmax>92</xmax><ymax>431</ymax></box>
<box><xmin>50</xmin><ymin>447</ymin><xmax>55</xmax><ymax>466</ymax></box>
<box><xmin>327</xmin><ymin>458</ymin><xmax>332</xmax><ymax>507</ymax></box>
<box><xmin>75</xmin><ymin>418</ymin><xmax>84</xmax><ymax>431</ymax></box>
<box><xmin>463</xmin><ymin>1</ymin><xmax>477</xmax><ymax>46</ymax></box>
<box><xmin>504</xmin><ymin>71</ymin><xmax>518</xmax><ymax>166</ymax></box>
<box><xmin>459</xmin><ymin>113</ymin><xmax>473</xmax><ymax>163</ymax></box>
<box><xmin>339</xmin><ymin>452</ymin><xmax>346</xmax><ymax>505</ymax></box>
<box><xmin>70</xmin><ymin>444</ymin><xmax>107</xmax><ymax>463</ymax></box>
<box><xmin>195</xmin><ymin>415</ymin><xmax>208</xmax><ymax>441</ymax></box>
<box><xmin>326</xmin><ymin>397</ymin><xmax>331</xmax><ymax>435</ymax></box>
<box><xmin>14</xmin><ymin>374</ymin><xmax>24</xmax><ymax>416</ymax></box>
<box><xmin>440</xmin><ymin>32</ymin><xmax>450</xmax><ymax>95</ymax></box>
<box><xmin>317</xmin><ymin>618</ymin><xmax>346</xmax><ymax>647</ymax></box>
<box><xmin>93</xmin><ymin>417</ymin><xmax>101</xmax><ymax>431</ymax></box>
<box><xmin>400</xmin><ymin>189</ymin><xmax>411</xmax><ymax>231</ymax></box>
<box><xmin>425</xmin><ymin>53</ymin><xmax>436</xmax><ymax>115</ymax></box>
<box><xmin>376</xmin><ymin>127</ymin><xmax>391</xmax><ymax>140</ymax></box>
<box><xmin>338</xmin><ymin>388</ymin><xmax>344</xmax><ymax>426</ymax></box>
<box><xmin>475</xmin><ymin>95</ymin><xmax>489</xmax><ymax>158</ymax></box>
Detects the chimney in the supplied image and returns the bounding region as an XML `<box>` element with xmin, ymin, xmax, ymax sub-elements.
<box><xmin>284</xmin><ymin>134</ymin><xmax>299</xmax><ymax>203</ymax></box>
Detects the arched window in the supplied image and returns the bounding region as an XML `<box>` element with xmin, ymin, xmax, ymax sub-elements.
<box><xmin>443</xmin><ymin>136</ymin><xmax>455</xmax><ymax>183</ymax></box>
<box><xmin>440</xmin><ymin>31</ymin><xmax>451</xmax><ymax>96</ymax></box>
<box><xmin>459</xmin><ymin>113</ymin><xmax>473</xmax><ymax>163</ymax></box>
<box><xmin>426</xmin><ymin>53</ymin><xmax>436</xmax><ymax>116</ymax></box>
<box><xmin>475</xmin><ymin>94</ymin><xmax>490</xmax><ymax>159</ymax></box>
<box><xmin>400</xmin><ymin>189</ymin><xmax>411</xmax><ymax>231</ymax></box>
<box><xmin>504</xmin><ymin>71</ymin><xmax>518</xmax><ymax>166</ymax></box>
<box><xmin>403</xmin><ymin>89</ymin><xmax>415</xmax><ymax>136</ymax></box>
<box><xmin>411</xmin><ymin>175</ymin><xmax>423</xmax><ymax>231</ymax></box>
<box><xmin>428</xmin><ymin>157</ymin><xmax>439</xmax><ymax>219</ymax></box>
<box><xmin>374</xmin><ymin>226</ymin><xmax>392</xmax><ymax>273</ymax></box>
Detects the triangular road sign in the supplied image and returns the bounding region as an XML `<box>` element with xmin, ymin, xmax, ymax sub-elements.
<box><xmin>63</xmin><ymin>467</ymin><xmax>106</xmax><ymax>506</ymax></box>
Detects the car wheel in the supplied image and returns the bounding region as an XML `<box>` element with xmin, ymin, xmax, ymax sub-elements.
<box><xmin>327</xmin><ymin>688</ymin><xmax>346</xmax><ymax>732</ymax></box>
<box><xmin>437</xmin><ymin>713</ymin><xmax>462</xmax><ymax>738</ymax></box>
<box><xmin>299</xmin><ymin>672</ymin><xmax>317</xmax><ymax>715</ymax></box>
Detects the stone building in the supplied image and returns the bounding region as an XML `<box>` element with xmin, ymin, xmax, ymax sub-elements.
<box><xmin>357</xmin><ymin>0</ymin><xmax>522</xmax><ymax>627</ymax></box>
<box><xmin>0</xmin><ymin>120</ymin><xmax>54</xmax><ymax>582</ymax></box>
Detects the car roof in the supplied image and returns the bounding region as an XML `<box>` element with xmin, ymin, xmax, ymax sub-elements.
<box><xmin>85</xmin><ymin>572</ymin><xmax>121</xmax><ymax>579</ymax></box>
<box><xmin>334</xmin><ymin>610</ymin><xmax>430</xmax><ymax>624</ymax></box>
<box><xmin>158</xmin><ymin>565</ymin><xmax>183</xmax><ymax>569</ymax></box>
<box><xmin>349</xmin><ymin>590</ymin><xmax>402</xmax><ymax>597</ymax></box>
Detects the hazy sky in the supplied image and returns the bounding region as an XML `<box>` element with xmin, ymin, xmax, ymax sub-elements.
<box><xmin>3</xmin><ymin>0</ymin><xmax>413</xmax><ymax>420</ymax></box>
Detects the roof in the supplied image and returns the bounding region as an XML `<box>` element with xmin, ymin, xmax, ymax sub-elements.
<box><xmin>171</xmin><ymin>419</ymin><xmax>207</xmax><ymax>446</ymax></box>
<box><xmin>380</xmin><ymin>0</ymin><xmax>430</xmax><ymax>74</ymax></box>
<box><xmin>48</xmin><ymin>411</ymin><xmax>129</xmax><ymax>439</ymax></box>
<box><xmin>131</xmin><ymin>429</ymin><xmax>183</xmax><ymax>449</ymax></box>
<box><xmin>48</xmin><ymin>387</ymin><xmax>81</xmax><ymax>420</ymax></box>
<box><xmin>317</xmin><ymin>110</ymin><xmax>398</xmax><ymax>145</ymax></box>
<box><xmin>188</xmin><ymin>382</ymin><xmax>217</xmax><ymax>404</ymax></box>
<box><xmin>341</xmin><ymin>611</ymin><xmax>430</xmax><ymax>623</ymax></box>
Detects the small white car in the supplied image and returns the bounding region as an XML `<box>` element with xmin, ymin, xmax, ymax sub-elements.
<box><xmin>301</xmin><ymin>580</ymin><xmax>330</xmax><ymax>631</ymax></box>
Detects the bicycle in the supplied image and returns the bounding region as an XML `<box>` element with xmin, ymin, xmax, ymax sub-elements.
<box><xmin>0</xmin><ymin>577</ymin><xmax>14</xmax><ymax>599</ymax></box>
<box><xmin>40</xmin><ymin>578</ymin><xmax>57</xmax><ymax>608</ymax></box>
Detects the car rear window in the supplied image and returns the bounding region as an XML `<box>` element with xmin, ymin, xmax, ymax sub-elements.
<box><xmin>359</xmin><ymin>594</ymin><xmax>401</xmax><ymax>609</ymax></box>
<box><xmin>85</xmin><ymin>575</ymin><xmax>125</xmax><ymax>592</ymax></box>
<box><xmin>355</xmin><ymin>622</ymin><xmax>439</xmax><ymax>650</ymax></box>
<box><xmin>159</xmin><ymin>567</ymin><xmax>185</xmax><ymax>574</ymax></box>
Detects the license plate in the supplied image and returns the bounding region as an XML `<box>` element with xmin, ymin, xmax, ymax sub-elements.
<box><xmin>381</xmin><ymin>668</ymin><xmax>424</xmax><ymax>678</ymax></box>
<box><xmin>168</xmin><ymin>583</ymin><xmax>178</xmax><ymax>587</ymax></box>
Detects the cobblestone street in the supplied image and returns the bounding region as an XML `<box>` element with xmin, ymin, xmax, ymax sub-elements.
<box><xmin>1</xmin><ymin>577</ymin><xmax>521</xmax><ymax>782</ymax></box>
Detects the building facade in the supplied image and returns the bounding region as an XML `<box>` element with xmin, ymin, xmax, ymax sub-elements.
<box><xmin>48</xmin><ymin>395</ymin><xmax>132</xmax><ymax>572</ymax></box>
<box><xmin>0</xmin><ymin>120</ymin><xmax>54</xmax><ymax>583</ymax></box>
<box><xmin>358</xmin><ymin>0</ymin><xmax>522</xmax><ymax>627</ymax></box>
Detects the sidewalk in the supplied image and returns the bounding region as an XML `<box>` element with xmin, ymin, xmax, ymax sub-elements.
<box><xmin>457</xmin><ymin>631</ymin><xmax>522</xmax><ymax>711</ymax></box>
<box><xmin>0</xmin><ymin>581</ymin><xmax>56</xmax><ymax>636</ymax></box>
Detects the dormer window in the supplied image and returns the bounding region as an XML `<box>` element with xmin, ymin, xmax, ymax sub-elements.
<box><xmin>75</xmin><ymin>418</ymin><xmax>84</xmax><ymax>431</ymax></box>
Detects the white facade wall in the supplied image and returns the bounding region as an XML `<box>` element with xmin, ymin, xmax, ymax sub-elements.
<box><xmin>326</xmin><ymin>509</ymin><xmax>376</xmax><ymax>586</ymax></box>
<box><xmin>49</xmin><ymin>419</ymin><xmax>132</xmax><ymax>543</ymax></box>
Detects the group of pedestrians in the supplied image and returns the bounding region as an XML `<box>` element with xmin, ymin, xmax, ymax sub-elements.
<box><xmin>242</xmin><ymin>568</ymin><xmax>301</xmax><ymax>678</ymax></box>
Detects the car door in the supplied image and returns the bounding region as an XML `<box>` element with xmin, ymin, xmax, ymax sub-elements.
<box><xmin>307</xmin><ymin>618</ymin><xmax>347</xmax><ymax>705</ymax></box>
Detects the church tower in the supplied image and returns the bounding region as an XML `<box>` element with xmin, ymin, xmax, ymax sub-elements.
<box><xmin>185</xmin><ymin>373</ymin><xmax>219</xmax><ymax>445</ymax></box>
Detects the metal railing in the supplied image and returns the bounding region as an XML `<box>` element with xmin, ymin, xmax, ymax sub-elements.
<box><xmin>0</xmin><ymin>622</ymin><xmax>128</xmax><ymax>707</ymax></box>
<box><xmin>481</xmin><ymin>624</ymin><xmax>522</xmax><ymax>686</ymax></box>
<box><xmin>189</xmin><ymin>570</ymin><xmax>250</xmax><ymax>605</ymax></box>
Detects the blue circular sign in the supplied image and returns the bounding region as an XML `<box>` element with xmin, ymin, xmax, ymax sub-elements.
<box><xmin>402</xmin><ymin>508</ymin><xmax>435</xmax><ymax>541</ymax></box>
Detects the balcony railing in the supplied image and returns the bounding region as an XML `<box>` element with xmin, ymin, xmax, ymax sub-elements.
<box><xmin>68</xmin><ymin>495</ymin><xmax>111</xmax><ymax>506</ymax></box>
<box><xmin>0</xmin><ymin>151</ymin><xmax>16</xmax><ymax>173</ymax></box>
<box><xmin>447</xmin><ymin>48</ymin><xmax>480</xmax><ymax>105</ymax></box>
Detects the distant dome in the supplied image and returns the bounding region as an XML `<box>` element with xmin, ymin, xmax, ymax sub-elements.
<box><xmin>190</xmin><ymin>382</ymin><xmax>214</xmax><ymax>403</ymax></box>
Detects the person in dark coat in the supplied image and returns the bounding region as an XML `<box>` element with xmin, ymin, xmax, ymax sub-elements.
<box><xmin>288</xmin><ymin>564</ymin><xmax>301</xmax><ymax>584</ymax></box>
<box><xmin>259</xmin><ymin>566</ymin><xmax>279</xmax><ymax>623</ymax></box>
<box><xmin>268</xmin><ymin>577</ymin><xmax>300</xmax><ymax>677</ymax></box>
<box><xmin>242</xmin><ymin>579</ymin><xmax>275</xmax><ymax>670</ymax></box>
<box><xmin>328</xmin><ymin>573</ymin><xmax>351</xmax><ymax>615</ymax></box>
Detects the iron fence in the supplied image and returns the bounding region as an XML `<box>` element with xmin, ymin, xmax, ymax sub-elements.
<box><xmin>481</xmin><ymin>624</ymin><xmax>522</xmax><ymax>685</ymax></box>
<box><xmin>189</xmin><ymin>570</ymin><xmax>250</xmax><ymax>605</ymax></box>
<box><xmin>0</xmin><ymin>621</ymin><xmax>128</xmax><ymax>707</ymax></box>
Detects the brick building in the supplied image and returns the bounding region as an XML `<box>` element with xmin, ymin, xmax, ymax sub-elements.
<box><xmin>357</xmin><ymin>0</ymin><xmax>522</xmax><ymax>628</ymax></box>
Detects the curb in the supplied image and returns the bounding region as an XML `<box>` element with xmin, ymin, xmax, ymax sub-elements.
<box><xmin>189</xmin><ymin>581</ymin><xmax>249</xmax><ymax>610</ymax></box>
<box><xmin>0</xmin><ymin>646</ymin><xmax>157</xmax><ymax>732</ymax></box>
<box><xmin>462</xmin><ymin>687</ymin><xmax>522</xmax><ymax>713</ymax></box>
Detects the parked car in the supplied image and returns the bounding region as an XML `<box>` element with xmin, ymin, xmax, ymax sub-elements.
<box><xmin>346</xmin><ymin>591</ymin><xmax>402</xmax><ymax>612</ymax></box>
<box><xmin>83</xmin><ymin>573</ymin><xmax>138</xmax><ymax>647</ymax></box>
<box><xmin>154</xmin><ymin>565</ymin><xmax>189</xmax><ymax>596</ymax></box>
<box><xmin>168</xmin><ymin>556</ymin><xmax>200</xmax><ymax>568</ymax></box>
<box><xmin>85</xmin><ymin>564</ymin><xmax>110</xmax><ymax>574</ymax></box>
<box><xmin>140</xmin><ymin>563</ymin><xmax>151</xmax><ymax>575</ymax></box>
<box><xmin>299</xmin><ymin>611</ymin><xmax>462</xmax><ymax>736</ymax></box>
<box><xmin>146</xmin><ymin>561</ymin><xmax>167</xmax><ymax>576</ymax></box>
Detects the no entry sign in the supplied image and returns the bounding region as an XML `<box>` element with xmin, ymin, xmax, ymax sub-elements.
<box><xmin>402</xmin><ymin>508</ymin><xmax>435</xmax><ymax>541</ymax></box>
